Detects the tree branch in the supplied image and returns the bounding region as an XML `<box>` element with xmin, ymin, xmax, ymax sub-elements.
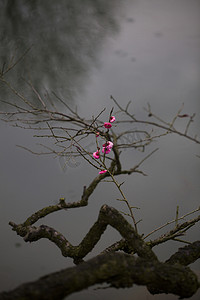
<box><xmin>0</xmin><ymin>251</ymin><xmax>199</xmax><ymax>300</ymax></box>
<box><xmin>9</xmin><ymin>205</ymin><xmax>157</xmax><ymax>263</ymax></box>
<box><xmin>148</xmin><ymin>214</ymin><xmax>200</xmax><ymax>248</ymax></box>
<box><xmin>166</xmin><ymin>240</ymin><xmax>200</xmax><ymax>266</ymax></box>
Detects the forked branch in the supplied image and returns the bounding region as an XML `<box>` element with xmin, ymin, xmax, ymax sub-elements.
<box><xmin>9</xmin><ymin>204</ymin><xmax>157</xmax><ymax>263</ymax></box>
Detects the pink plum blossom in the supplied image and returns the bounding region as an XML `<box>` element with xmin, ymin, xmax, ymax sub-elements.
<box><xmin>104</xmin><ymin>141</ymin><xmax>113</xmax><ymax>149</ymax></box>
<box><xmin>93</xmin><ymin>151</ymin><xmax>100</xmax><ymax>159</ymax></box>
<box><xmin>99</xmin><ymin>170</ymin><xmax>107</xmax><ymax>174</ymax></box>
<box><xmin>104</xmin><ymin>122</ymin><xmax>112</xmax><ymax>129</ymax></box>
<box><xmin>96</xmin><ymin>132</ymin><xmax>100</xmax><ymax>137</ymax></box>
<box><xmin>102</xmin><ymin>147</ymin><xmax>111</xmax><ymax>154</ymax></box>
<box><xmin>102</xmin><ymin>141</ymin><xmax>113</xmax><ymax>154</ymax></box>
<box><xmin>110</xmin><ymin>116</ymin><xmax>116</xmax><ymax>123</ymax></box>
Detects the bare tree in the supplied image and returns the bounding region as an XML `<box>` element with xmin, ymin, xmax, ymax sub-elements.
<box><xmin>0</xmin><ymin>56</ymin><xmax>200</xmax><ymax>299</ymax></box>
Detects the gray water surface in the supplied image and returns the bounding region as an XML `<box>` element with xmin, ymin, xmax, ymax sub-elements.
<box><xmin>0</xmin><ymin>1</ymin><xmax>200</xmax><ymax>299</ymax></box>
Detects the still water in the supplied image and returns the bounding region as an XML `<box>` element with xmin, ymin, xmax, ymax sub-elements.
<box><xmin>0</xmin><ymin>1</ymin><xmax>200</xmax><ymax>299</ymax></box>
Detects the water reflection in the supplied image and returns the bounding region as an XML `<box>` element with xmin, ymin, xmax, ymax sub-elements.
<box><xmin>0</xmin><ymin>1</ymin><xmax>200</xmax><ymax>299</ymax></box>
<box><xmin>0</xmin><ymin>0</ymin><xmax>123</xmax><ymax>103</ymax></box>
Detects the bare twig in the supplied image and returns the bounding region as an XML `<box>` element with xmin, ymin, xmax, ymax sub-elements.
<box><xmin>144</xmin><ymin>207</ymin><xmax>200</xmax><ymax>240</ymax></box>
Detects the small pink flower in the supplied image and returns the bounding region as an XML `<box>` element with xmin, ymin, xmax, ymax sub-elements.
<box><xmin>110</xmin><ymin>116</ymin><xmax>116</xmax><ymax>123</ymax></box>
<box><xmin>99</xmin><ymin>170</ymin><xmax>107</xmax><ymax>174</ymax></box>
<box><xmin>104</xmin><ymin>122</ymin><xmax>112</xmax><ymax>129</ymax></box>
<box><xmin>102</xmin><ymin>141</ymin><xmax>113</xmax><ymax>154</ymax></box>
<box><xmin>96</xmin><ymin>132</ymin><xmax>100</xmax><ymax>137</ymax></box>
<box><xmin>93</xmin><ymin>151</ymin><xmax>100</xmax><ymax>159</ymax></box>
<box><xmin>102</xmin><ymin>147</ymin><xmax>111</xmax><ymax>154</ymax></box>
<box><xmin>103</xmin><ymin>141</ymin><xmax>113</xmax><ymax>149</ymax></box>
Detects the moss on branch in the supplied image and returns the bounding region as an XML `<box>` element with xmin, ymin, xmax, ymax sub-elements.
<box><xmin>0</xmin><ymin>252</ymin><xmax>199</xmax><ymax>300</ymax></box>
<box><xmin>166</xmin><ymin>241</ymin><xmax>200</xmax><ymax>266</ymax></box>
<box><xmin>8</xmin><ymin>201</ymin><xmax>200</xmax><ymax>299</ymax></box>
<box><xmin>9</xmin><ymin>205</ymin><xmax>156</xmax><ymax>262</ymax></box>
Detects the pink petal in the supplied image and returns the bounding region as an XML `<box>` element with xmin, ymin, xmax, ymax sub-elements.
<box><xmin>107</xmin><ymin>141</ymin><xmax>113</xmax><ymax>149</ymax></box>
<box><xmin>99</xmin><ymin>170</ymin><xmax>107</xmax><ymax>174</ymax></box>
<box><xmin>104</xmin><ymin>122</ymin><xmax>112</xmax><ymax>129</ymax></box>
<box><xmin>102</xmin><ymin>147</ymin><xmax>111</xmax><ymax>154</ymax></box>
<box><xmin>103</xmin><ymin>141</ymin><xmax>113</xmax><ymax>150</ymax></box>
<box><xmin>110</xmin><ymin>116</ymin><xmax>116</xmax><ymax>123</ymax></box>
<box><xmin>102</xmin><ymin>141</ymin><xmax>113</xmax><ymax>154</ymax></box>
<box><xmin>93</xmin><ymin>151</ymin><xmax>100</xmax><ymax>159</ymax></box>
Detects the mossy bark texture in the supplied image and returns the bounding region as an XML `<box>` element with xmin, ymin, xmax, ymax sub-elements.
<box><xmin>1</xmin><ymin>205</ymin><xmax>199</xmax><ymax>299</ymax></box>
<box><xmin>0</xmin><ymin>252</ymin><xmax>199</xmax><ymax>300</ymax></box>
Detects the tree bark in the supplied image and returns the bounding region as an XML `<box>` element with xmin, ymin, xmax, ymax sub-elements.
<box><xmin>0</xmin><ymin>252</ymin><xmax>199</xmax><ymax>300</ymax></box>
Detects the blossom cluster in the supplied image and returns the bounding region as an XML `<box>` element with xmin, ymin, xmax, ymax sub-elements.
<box><xmin>93</xmin><ymin>115</ymin><xmax>115</xmax><ymax>174</ymax></box>
<box><xmin>103</xmin><ymin>115</ymin><xmax>115</xmax><ymax>129</ymax></box>
<box><xmin>93</xmin><ymin>141</ymin><xmax>114</xmax><ymax>159</ymax></box>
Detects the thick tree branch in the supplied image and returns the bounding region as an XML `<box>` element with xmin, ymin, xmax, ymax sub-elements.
<box><xmin>166</xmin><ymin>241</ymin><xmax>200</xmax><ymax>266</ymax></box>
<box><xmin>0</xmin><ymin>252</ymin><xmax>199</xmax><ymax>300</ymax></box>
<box><xmin>9</xmin><ymin>205</ymin><xmax>157</xmax><ymax>263</ymax></box>
<box><xmin>19</xmin><ymin>171</ymin><xmax>108</xmax><ymax>227</ymax></box>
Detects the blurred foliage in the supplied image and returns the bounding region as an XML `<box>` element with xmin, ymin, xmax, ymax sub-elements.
<box><xmin>0</xmin><ymin>0</ymin><xmax>123</xmax><ymax>103</ymax></box>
